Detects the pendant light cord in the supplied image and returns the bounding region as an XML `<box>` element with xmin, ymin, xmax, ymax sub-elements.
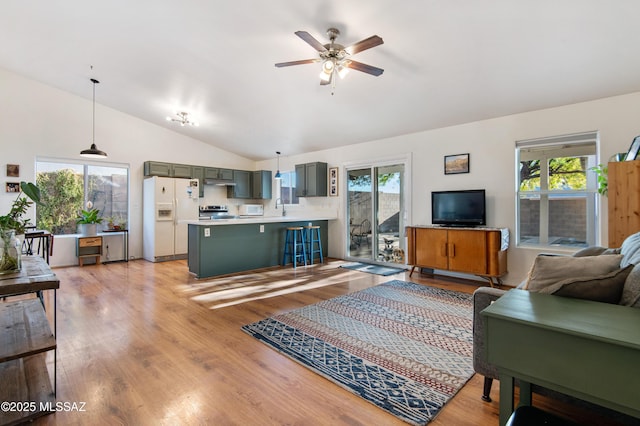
<box><xmin>91</xmin><ymin>78</ymin><xmax>99</xmax><ymax>144</ymax></box>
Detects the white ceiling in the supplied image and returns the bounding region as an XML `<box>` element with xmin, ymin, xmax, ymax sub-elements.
<box><xmin>3</xmin><ymin>0</ymin><xmax>640</xmax><ymax>161</ymax></box>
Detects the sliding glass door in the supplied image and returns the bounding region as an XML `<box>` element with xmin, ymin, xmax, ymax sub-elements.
<box><xmin>347</xmin><ymin>163</ymin><xmax>404</xmax><ymax>265</ymax></box>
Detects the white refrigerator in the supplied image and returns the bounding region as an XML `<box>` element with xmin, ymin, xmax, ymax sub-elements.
<box><xmin>143</xmin><ymin>176</ymin><xmax>199</xmax><ymax>262</ymax></box>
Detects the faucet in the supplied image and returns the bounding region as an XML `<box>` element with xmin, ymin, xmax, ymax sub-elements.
<box><xmin>275</xmin><ymin>198</ymin><xmax>287</xmax><ymax>216</ymax></box>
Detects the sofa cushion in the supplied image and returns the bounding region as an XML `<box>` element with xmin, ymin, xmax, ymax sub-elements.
<box><xmin>620</xmin><ymin>231</ymin><xmax>640</xmax><ymax>268</ymax></box>
<box><xmin>524</xmin><ymin>254</ymin><xmax>630</xmax><ymax>303</ymax></box>
<box><xmin>536</xmin><ymin>265</ymin><xmax>632</xmax><ymax>304</ymax></box>
<box><xmin>620</xmin><ymin>264</ymin><xmax>640</xmax><ymax>308</ymax></box>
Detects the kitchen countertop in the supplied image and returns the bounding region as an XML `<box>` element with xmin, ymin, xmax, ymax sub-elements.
<box><xmin>186</xmin><ymin>215</ymin><xmax>337</xmax><ymax>225</ymax></box>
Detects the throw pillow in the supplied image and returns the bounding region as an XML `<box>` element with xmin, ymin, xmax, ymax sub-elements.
<box><xmin>524</xmin><ymin>254</ymin><xmax>624</xmax><ymax>292</ymax></box>
<box><xmin>535</xmin><ymin>264</ymin><xmax>632</xmax><ymax>304</ymax></box>
<box><xmin>620</xmin><ymin>231</ymin><xmax>640</xmax><ymax>268</ymax></box>
<box><xmin>620</xmin><ymin>264</ymin><xmax>640</xmax><ymax>308</ymax></box>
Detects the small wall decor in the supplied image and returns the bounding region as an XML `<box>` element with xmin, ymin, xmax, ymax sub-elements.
<box><xmin>6</xmin><ymin>164</ymin><xmax>19</xmax><ymax>177</ymax></box>
<box><xmin>6</xmin><ymin>182</ymin><xmax>20</xmax><ymax>193</ymax></box>
<box><xmin>444</xmin><ymin>153</ymin><xmax>470</xmax><ymax>175</ymax></box>
<box><xmin>329</xmin><ymin>167</ymin><xmax>338</xmax><ymax>196</ymax></box>
<box><xmin>624</xmin><ymin>135</ymin><xmax>640</xmax><ymax>161</ymax></box>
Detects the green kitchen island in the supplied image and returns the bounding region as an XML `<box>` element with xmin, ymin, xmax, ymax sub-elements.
<box><xmin>187</xmin><ymin>217</ymin><xmax>332</xmax><ymax>278</ymax></box>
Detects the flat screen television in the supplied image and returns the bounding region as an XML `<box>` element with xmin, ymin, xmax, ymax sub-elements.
<box><xmin>431</xmin><ymin>189</ymin><xmax>486</xmax><ymax>227</ymax></box>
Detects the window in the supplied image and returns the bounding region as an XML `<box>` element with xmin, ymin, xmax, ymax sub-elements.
<box><xmin>278</xmin><ymin>170</ymin><xmax>299</xmax><ymax>205</ymax></box>
<box><xmin>35</xmin><ymin>159</ymin><xmax>129</xmax><ymax>235</ymax></box>
<box><xmin>516</xmin><ymin>132</ymin><xmax>598</xmax><ymax>248</ymax></box>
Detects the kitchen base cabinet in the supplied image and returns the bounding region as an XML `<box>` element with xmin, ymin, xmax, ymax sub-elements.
<box><xmin>406</xmin><ymin>226</ymin><xmax>508</xmax><ymax>286</ymax></box>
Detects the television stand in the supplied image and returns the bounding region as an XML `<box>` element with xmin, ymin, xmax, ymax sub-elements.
<box><xmin>406</xmin><ymin>225</ymin><xmax>509</xmax><ymax>287</ymax></box>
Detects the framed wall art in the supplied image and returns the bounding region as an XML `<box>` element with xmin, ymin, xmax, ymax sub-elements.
<box><xmin>329</xmin><ymin>167</ymin><xmax>338</xmax><ymax>196</ymax></box>
<box><xmin>6</xmin><ymin>182</ymin><xmax>20</xmax><ymax>193</ymax></box>
<box><xmin>6</xmin><ymin>164</ymin><xmax>19</xmax><ymax>177</ymax></box>
<box><xmin>624</xmin><ymin>135</ymin><xmax>640</xmax><ymax>161</ymax></box>
<box><xmin>444</xmin><ymin>153</ymin><xmax>470</xmax><ymax>175</ymax></box>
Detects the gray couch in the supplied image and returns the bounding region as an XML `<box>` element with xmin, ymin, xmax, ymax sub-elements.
<box><xmin>472</xmin><ymin>232</ymin><xmax>640</xmax><ymax>420</ymax></box>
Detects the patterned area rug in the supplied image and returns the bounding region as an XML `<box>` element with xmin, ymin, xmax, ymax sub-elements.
<box><xmin>242</xmin><ymin>280</ymin><xmax>474</xmax><ymax>425</ymax></box>
<box><xmin>339</xmin><ymin>262</ymin><xmax>406</xmax><ymax>276</ymax></box>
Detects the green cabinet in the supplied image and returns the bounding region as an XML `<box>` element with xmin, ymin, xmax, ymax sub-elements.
<box><xmin>227</xmin><ymin>170</ymin><xmax>252</xmax><ymax>199</ymax></box>
<box><xmin>192</xmin><ymin>166</ymin><xmax>204</xmax><ymax>197</ymax></box>
<box><xmin>171</xmin><ymin>163</ymin><xmax>192</xmax><ymax>178</ymax></box>
<box><xmin>252</xmin><ymin>170</ymin><xmax>272</xmax><ymax>199</ymax></box>
<box><xmin>205</xmin><ymin>167</ymin><xmax>234</xmax><ymax>181</ymax></box>
<box><xmin>295</xmin><ymin>162</ymin><xmax>327</xmax><ymax>197</ymax></box>
<box><xmin>144</xmin><ymin>161</ymin><xmax>172</xmax><ymax>177</ymax></box>
<box><xmin>143</xmin><ymin>161</ymin><xmax>192</xmax><ymax>179</ymax></box>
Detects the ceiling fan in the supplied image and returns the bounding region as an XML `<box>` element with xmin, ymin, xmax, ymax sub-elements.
<box><xmin>275</xmin><ymin>28</ymin><xmax>384</xmax><ymax>89</ymax></box>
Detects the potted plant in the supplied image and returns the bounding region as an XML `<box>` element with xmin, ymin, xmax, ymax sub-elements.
<box><xmin>0</xmin><ymin>181</ymin><xmax>41</xmax><ymax>274</ymax></box>
<box><xmin>77</xmin><ymin>202</ymin><xmax>103</xmax><ymax>236</ymax></box>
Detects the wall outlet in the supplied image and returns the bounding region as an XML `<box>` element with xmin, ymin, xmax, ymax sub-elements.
<box><xmin>259</xmin><ymin>225</ymin><xmax>264</xmax><ymax>233</ymax></box>
<box><xmin>308</xmin><ymin>222</ymin><xmax>312</xmax><ymax>226</ymax></box>
<box><xmin>204</xmin><ymin>228</ymin><xmax>211</xmax><ymax>237</ymax></box>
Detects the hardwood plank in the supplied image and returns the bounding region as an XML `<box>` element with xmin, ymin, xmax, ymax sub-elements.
<box><xmin>24</xmin><ymin>259</ymin><xmax>633</xmax><ymax>426</ymax></box>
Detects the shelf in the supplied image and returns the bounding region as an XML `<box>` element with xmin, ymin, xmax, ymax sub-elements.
<box><xmin>0</xmin><ymin>299</ymin><xmax>55</xmax><ymax>363</ymax></box>
<box><xmin>0</xmin><ymin>354</ymin><xmax>55</xmax><ymax>426</ymax></box>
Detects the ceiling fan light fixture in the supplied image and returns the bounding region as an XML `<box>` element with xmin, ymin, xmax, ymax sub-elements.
<box><xmin>167</xmin><ymin>111</ymin><xmax>198</xmax><ymax>127</ymax></box>
<box><xmin>319</xmin><ymin>70</ymin><xmax>331</xmax><ymax>82</ymax></box>
<box><xmin>80</xmin><ymin>78</ymin><xmax>107</xmax><ymax>159</ymax></box>
<box><xmin>337</xmin><ymin>64</ymin><xmax>349</xmax><ymax>79</ymax></box>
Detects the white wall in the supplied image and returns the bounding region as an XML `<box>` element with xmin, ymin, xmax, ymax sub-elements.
<box><xmin>4</xmin><ymin>66</ymin><xmax>640</xmax><ymax>283</ymax></box>
<box><xmin>0</xmin><ymin>67</ymin><xmax>254</xmax><ymax>266</ymax></box>
<box><xmin>257</xmin><ymin>92</ymin><xmax>640</xmax><ymax>285</ymax></box>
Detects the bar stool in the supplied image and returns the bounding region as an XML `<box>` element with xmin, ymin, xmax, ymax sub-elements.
<box><xmin>305</xmin><ymin>225</ymin><xmax>323</xmax><ymax>264</ymax></box>
<box><xmin>282</xmin><ymin>227</ymin><xmax>307</xmax><ymax>268</ymax></box>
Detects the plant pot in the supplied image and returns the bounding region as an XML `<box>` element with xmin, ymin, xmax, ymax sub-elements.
<box><xmin>0</xmin><ymin>230</ymin><xmax>21</xmax><ymax>274</ymax></box>
<box><xmin>78</xmin><ymin>223</ymin><xmax>98</xmax><ymax>236</ymax></box>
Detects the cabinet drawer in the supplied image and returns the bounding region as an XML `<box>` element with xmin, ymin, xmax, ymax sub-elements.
<box><xmin>78</xmin><ymin>237</ymin><xmax>102</xmax><ymax>247</ymax></box>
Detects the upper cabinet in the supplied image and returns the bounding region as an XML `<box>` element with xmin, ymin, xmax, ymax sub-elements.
<box><xmin>191</xmin><ymin>166</ymin><xmax>204</xmax><ymax>197</ymax></box>
<box><xmin>252</xmin><ymin>170</ymin><xmax>272</xmax><ymax>199</ymax></box>
<box><xmin>171</xmin><ymin>163</ymin><xmax>192</xmax><ymax>178</ymax></box>
<box><xmin>143</xmin><ymin>161</ymin><xmax>192</xmax><ymax>178</ymax></box>
<box><xmin>144</xmin><ymin>161</ymin><xmax>172</xmax><ymax>177</ymax></box>
<box><xmin>205</xmin><ymin>167</ymin><xmax>233</xmax><ymax>181</ymax></box>
<box><xmin>295</xmin><ymin>162</ymin><xmax>327</xmax><ymax>197</ymax></box>
<box><xmin>227</xmin><ymin>170</ymin><xmax>252</xmax><ymax>199</ymax></box>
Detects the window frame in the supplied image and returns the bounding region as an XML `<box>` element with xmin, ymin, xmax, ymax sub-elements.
<box><xmin>35</xmin><ymin>157</ymin><xmax>130</xmax><ymax>236</ymax></box>
<box><xmin>515</xmin><ymin>132</ymin><xmax>599</xmax><ymax>249</ymax></box>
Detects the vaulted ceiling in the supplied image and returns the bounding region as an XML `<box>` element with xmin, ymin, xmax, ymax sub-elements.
<box><xmin>2</xmin><ymin>1</ymin><xmax>640</xmax><ymax>160</ymax></box>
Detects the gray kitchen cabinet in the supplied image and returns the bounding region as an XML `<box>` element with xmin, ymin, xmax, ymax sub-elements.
<box><xmin>295</xmin><ymin>162</ymin><xmax>327</xmax><ymax>197</ymax></box>
<box><xmin>171</xmin><ymin>163</ymin><xmax>192</xmax><ymax>178</ymax></box>
<box><xmin>205</xmin><ymin>167</ymin><xmax>234</xmax><ymax>181</ymax></box>
<box><xmin>227</xmin><ymin>170</ymin><xmax>252</xmax><ymax>199</ymax></box>
<box><xmin>192</xmin><ymin>166</ymin><xmax>204</xmax><ymax>197</ymax></box>
<box><xmin>144</xmin><ymin>161</ymin><xmax>172</xmax><ymax>177</ymax></box>
<box><xmin>252</xmin><ymin>170</ymin><xmax>272</xmax><ymax>199</ymax></box>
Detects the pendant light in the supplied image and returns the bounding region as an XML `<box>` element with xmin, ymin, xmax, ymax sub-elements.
<box><xmin>80</xmin><ymin>78</ymin><xmax>108</xmax><ymax>158</ymax></box>
<box><xmin>274</xmin><ymin>151</ymin><xmax>282</xmax><ymax>180</ymax></box>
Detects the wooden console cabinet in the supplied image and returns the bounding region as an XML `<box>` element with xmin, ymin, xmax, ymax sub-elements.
<box><xmin>608</xmin><ymin>160</ymin><xmax>640</xmax><ymax>247</ymax></box>
<box><xmin>406</xmin><ymin>226</ymin><xmax>508</xmax><ymax>286</ymax></box>
<box><xmin>77</xmin><ymin>236</ymin><xmax>103</xmax><ymax>266</ymax></box>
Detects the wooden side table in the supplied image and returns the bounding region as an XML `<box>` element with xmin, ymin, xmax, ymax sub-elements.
<box><xmin>77</xmin><ymin>236</ymin><xmax>103</xmax><ymax>266</ymax></box>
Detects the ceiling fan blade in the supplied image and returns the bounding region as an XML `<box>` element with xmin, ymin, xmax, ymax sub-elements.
<box><xmin>344</xmin><ymin>35</ymin><xmax>384</xmax><ymax>55</ymax></box>
<box><xmin>275</xmin><ymin>59</ymin><xmax>320</xmax><ymax>68</ymax></box>
<box><xmin>345</xmin><ymin>60</ymin><xmax>384</xmax><ymax>76</ymax></box>
<box><xmin>295</xmin><ymin>31</ymin><xmax>328</xmax><ymax>52</ymax></box>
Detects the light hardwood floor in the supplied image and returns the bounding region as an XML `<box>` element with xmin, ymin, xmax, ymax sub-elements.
<box><xmin>25</xmin><ymin>258</ymin><xmax>627</xmax><ymax>425</ymax></box>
